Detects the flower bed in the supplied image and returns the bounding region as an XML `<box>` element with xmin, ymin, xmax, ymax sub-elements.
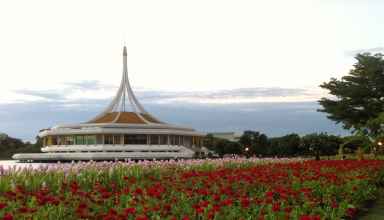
<box><xmin>0</xmin><ymin>159</ymin><xmax>383</xmax><ymax>220</ymax></box>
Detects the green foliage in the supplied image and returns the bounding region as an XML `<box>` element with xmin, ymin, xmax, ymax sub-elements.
<box><xmin>239</xmin><ymin>130</ymin><xmax>269</xmax><ymax>155</ymax></box>
<box><xmin>319</xmin><ymin>53</ymin><xmax>384</xmax><ymax>135</ymax></box>
<box><xmin>204</xmin><ymin>134</ymin><xmax>241</xmax><ymax>156</ymax></box>
<box><xmin>300</xmin><ymin>133</ymin><xmax>342</xmax><ymax>160</ymax></box>
<box><xmin>341</xmin><ymin>135</ymin><xmax>372</xmax><ymax>153</ymax></box>
<box><xmin>206</xmin><ymin>131</ymin><xmax>342</xmax><ymax>158</ymax></box>
<box><xmin>269</xmin><ymin>133</ymin><xmax>301</xmax><ymax>156</ymax></box>
<box><xmin>366</xmin><ymin>112</ymin><xmax>384</xmax><ymax>139</ymax></box>
<box><xmin>0</xmin><ymin>133</ymin><xmax>41</xmax><ymax>159</ymax></box>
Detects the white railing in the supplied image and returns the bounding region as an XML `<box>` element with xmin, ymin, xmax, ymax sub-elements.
<box><xmin>13</xmin><ymin>149</ymin><xmax>195</xmax><ymax>161</ymax></box>
<box><xmin>41</xmin><ymin>145</ymin><xmax>190</xmax><ymax>153</ymax></box>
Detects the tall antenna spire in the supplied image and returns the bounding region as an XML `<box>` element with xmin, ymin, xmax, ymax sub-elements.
<box><xmin>122</xmin><ymin>46</ymin><xmax>127</xmax><ymax>112</ymax></box>
<box><xmin>87</xmin><ymin>46</ymin><xmax>163</xmax><ymax>124</ymax></box>
<box><xmin>123</xmin><ymin>45</ymin><xmax>127</xmax><ymax>56</ymax></box>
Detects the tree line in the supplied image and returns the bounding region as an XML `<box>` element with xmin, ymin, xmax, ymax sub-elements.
<box><xmin>204</xmin><ymin>131</ymin><xmax>370</xmax><ymax>159</ymax></box>
<box><xmin>0</xmin><ymin>134</ymin><xmax>41</xmax><ymax>160</ymax></box>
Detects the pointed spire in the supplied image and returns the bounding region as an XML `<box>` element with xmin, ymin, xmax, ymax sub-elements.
<box><xmin>123</xmin><ymin>46</ymin><xmax>127</xmax><ymax>56</ymax></box>
<box><xmin>123</xmin><ymin>46</ymin><xmax>128</xmax><ymax>78</ymax></box>
<box><xmin>87</xmin><ymin>46</ymin><xmax>163</xmax><ymax>124</ymax></box>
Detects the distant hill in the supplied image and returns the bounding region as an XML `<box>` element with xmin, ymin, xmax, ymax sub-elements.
<box><xmin>0</xmin><ymin>133</ymin><xmax>41</xmax><ymax>160</ymax></box>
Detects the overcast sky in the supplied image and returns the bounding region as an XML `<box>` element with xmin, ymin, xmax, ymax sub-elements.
<box><xmin>0</xmin><ymin>0</ymin><xmax>383</xmax><ymax>141</ymax></box>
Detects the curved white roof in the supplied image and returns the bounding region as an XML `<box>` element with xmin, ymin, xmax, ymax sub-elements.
<box><xmin>39</xmin><ymin>47</ymin><xmax>205</xmax><ymax>138</ymax></box>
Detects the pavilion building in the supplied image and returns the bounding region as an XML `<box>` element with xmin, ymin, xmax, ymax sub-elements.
<box><xmin>13</xmin><ymin>47</ymin><xmax>206</xmax><ymax>161</ymax></box>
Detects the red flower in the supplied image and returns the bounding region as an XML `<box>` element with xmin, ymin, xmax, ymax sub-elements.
<box><xmin>135</xmin><ymin>216</ymin><xmax>149</xmax><ymax>220</ymax></box>
<box><xmin>221</xmin><ymin>198</ymin><xmax>233</xmax><ymax>206</ymax></box>
<box><xmin>124</xmin><ymin>207</ymin><xmax>136</xmax><ymax>215</ymax></box>
<box><xmin>18</xmin><ymin>207</ymin><xmax>29</xmax><ymax>213</ymax></box>
<box><xmin>195</xmin><ymin>206</ymin><xmax>204</xmax><ymax>214</ymax></box>
<box><xmin>163</xmin><ymin>204</ymin><xmax>171</xmax><ymax>212</ymax></box>
<box><xmin>266</xmin><ymin>191</ymin><xmax>274</xmax><ymax>198</ymax></box>
<box><xmin>284</xmin><ymin>207</ymin><xmax>292</xmax><ymax>213</ymax></box>
<box><xmin>134</xmin><ymin>188</ymin><xmax>143</xmax><ymax>196</ymax></box>
<box><xmin>299</xmin><ymin>215</ymin><xmax>321</xmax><ymax>220</ymax></box>
<box><xmin>0</xmin><ymin>203</ymin><xmax>6</xmax><ymax>210</ymax></box>
<box><xmin>108</xmin><ymin>208</ymin><xmax>118</xmax><ymax>215</ymax></box>
<box><xmin>76</xmin><ymin>203</ymin><xmax>89</xmax><ymax>219</ymax></box>
<box><xmin>103</xmin><ymin>215</ymin><xmax>116</xmax><ymax>220</ymax></box>
<box><xmin>346</xmin><ymin>207</ymin><xmax>357</xmax><ymax>218</ymax></box>
<box><xmin>212</xmin><ymin>204</ymin><xmax>221</xmax><ymax>213</ymax></box>
<box><xmin>70</xmin><ymin>181</ymin><xmax>79</xmax><ymax>194</ymax></box>
<box><xmin>241</xmin><ymin>197</ymin><xmax>250</xmax><ymax>208</ymax></box>
<box><xmin>2</xmin><ymin>213</ymin><xmax>13</xmax><ymax>220</ymax></box>
<box><xmin>146</xmin><ymin>185</ymin><xmax>164</xmax><ymax>198</ymax></box>
<box><xmin>101</xmin><ymin>191</ymin><xmax>112</xmax><ymax>199</ymax></box>
<box><xmin>213</xmin><ymin>194</ymin><xmax>220</xmax><ymax>201</ymax></box>
<box><xmin>78</xmin><ymin>203</ymin><xmax>87</xmax><ymax>209</ymax></box>
<box><xmin>272</xmin><ymin>202</ymin><xmax>280</xmax><ymax>212</ymax></box>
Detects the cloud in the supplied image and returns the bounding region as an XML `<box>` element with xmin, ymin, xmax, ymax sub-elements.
<box><xmin>207</xmin><ymin>88</ymin><xmax>308</xmax><ymax>97</ymax></box>
<box><xmin>137</xmin><ymin>87</ymin><xmax>324</xmax><ymax>104</ymax></box>
<box><xmin>14</xmin><ymin>89</ymin><xmax>67</xmax><ymax>101</ymax></box>
<box><xmin>0</xmin><ymin>75</ymin><xmax>346</xmax><ymax>142</ymax></box>
<box><xmin>0</xmin><ymin>100</ymin><xmax>348</xmax><ymax>142</ymax></box>
<box><xmin>345</xmin><ymin>47</ymin><xmax>384</xmax><ymax>56</ymax></box>
<box><xmin>64</xmin><ymin>80</ymin><xmax>115</xmax><ymax>90</ymax></box>
<box><xmin>13</xmin><ymin>81</ymin><xmax>117</xmax><ymax>102</ymax></box>
<box><xmin>12</xmin><ymin>81</ymin><xmax>325</xmax><ymax>104</ymax></box>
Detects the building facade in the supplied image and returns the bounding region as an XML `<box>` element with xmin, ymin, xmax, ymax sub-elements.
<box><xmin>13</xmin><ymin>47</ymin><xmax>205</xmax><ymax>161</ymax></box>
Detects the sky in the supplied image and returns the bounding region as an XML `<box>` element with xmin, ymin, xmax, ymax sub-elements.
<box><xmin>0</xmin><ymin>0</ymin><xmax>384</xmax><ymax>141</ymax></box>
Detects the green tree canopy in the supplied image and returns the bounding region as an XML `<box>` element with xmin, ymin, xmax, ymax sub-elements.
<box><xmin>0</xmin><ymin>133</ymin><xmax>41</xmax><ymax>159</ymax></box>
<box><xmin>319</xmin><ymin>53</ymin><xmax>384</xmax><ymax>136</ymax></box>
<box><xmin>300</xmin><ymin>133</ymin><xmax>341</xmax><ymax>160</ymax></box>
<box><xmin>239</xmin><ymin>131</ymin><xmax>269</xmax><ymax>155</ymax></box>
<box><xmin>269</xmin><ymin>133</ymin><xmax>301</xmax><ymax>156</ymax></box>
<box><xmin>341</xmin><ymin>135</ymin><xmax>372</xmax><ymax>153</ymax></box>
<box><xmin>203</xmin><ymin>134</ymin><xmax>241</xmax><ymax>156</ymax></box>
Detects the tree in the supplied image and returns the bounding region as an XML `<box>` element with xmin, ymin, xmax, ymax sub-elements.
<box><xmin>0</xmin><ymin>133</ymin><xmax>41</xmax><ymax>159</ymax></box>
<box><xmin>341</xmin><ymin>135</ymin><xmax>371</xmax><ymax>154</ymax></box>
<box><xmin>366</xmin><ymin>112</ymin><xmax>384</xmax><ymax>140</ymax></box>
<box><xmin>203</xmin><ymin>134</ymin><xmax>216</xmax><ymax>151</ymax></box>
<box><xmin>269</xmin><ymin>133</ymin><xmax>301</xmax><ymax>157</ymax></box>
<box><xmin>239</xmin><ymin>131</ymin><xmax>269</xmax><ymax>156</ymax></box>
<box><xmin>300</xmin><ymin>133</ymin><xmax>341</xmax><ymax>160</ymax></box>
<box><xmin>319</xmin><ymin>53</ymin><xmax>384</xmax><ymax>136</ymax></box>
<box><xmin>321</xmin><ymin>134</ymin><xmax>342</xmax><ymax>158</ymax></box>
<box><xmin>203</xmin><ymin>134</ymin><xmax>241</xmax><ymax>156</ymax></box>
